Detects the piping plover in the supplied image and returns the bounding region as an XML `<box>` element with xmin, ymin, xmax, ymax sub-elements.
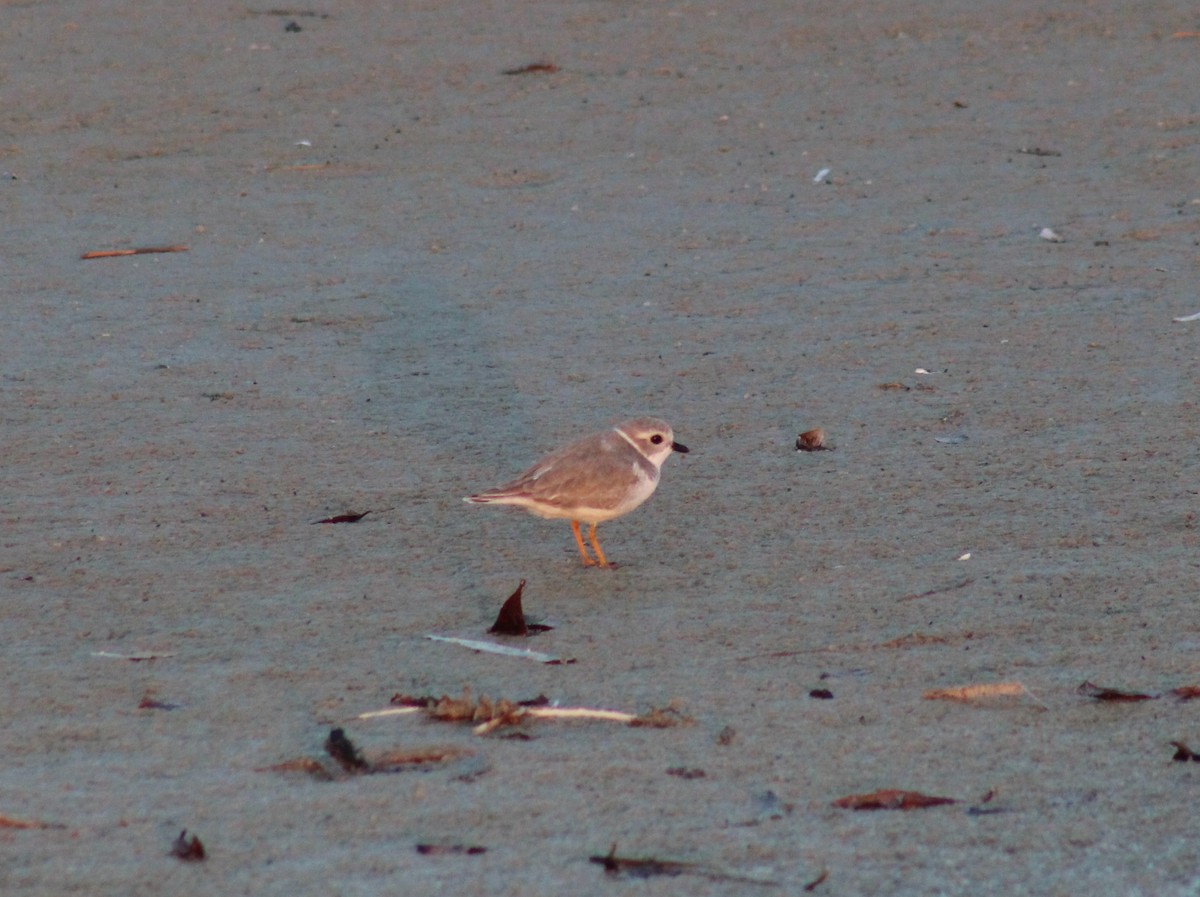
<box><xmin>463</xmin><ymin>417</ymin><xmax>688</xmax><ymax>567</ymax></box>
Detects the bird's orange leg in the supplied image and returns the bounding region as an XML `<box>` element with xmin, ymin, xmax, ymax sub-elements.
<box><xmin>587</xmin><ymin>523</ymin><xmax>610</xmax><ymax>568</ymax></box>
<box><xmin>570</xmin><ymin>520</ymin><xmax>596</xmax><ymax>566</ymax></box>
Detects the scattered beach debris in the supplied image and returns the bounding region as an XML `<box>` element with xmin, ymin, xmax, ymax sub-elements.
<box><xmin>1039</xmin><ymin>227</ymin><xmax>1064</xmax><ymax>242</ymax></box>
<box><xmin>137</xmin><ymin>691</ymin><xmax>180</xmax><ymax>711</ymax></box>
<box><xmin>804</xmin><ymin>869</ymin><xmax>830</xmax><ymax>891</ymax></box>
<box><xmin>813</xmin><ymin>167</ymin><xmax>831</xmax><ymax>184</ymax></box>
<box><xmin>503</xmin><ymin>62</ymin><xmax>559</xmax><ymax>75</ymax></box>
<box><xmin>81</xmin><ymin>245</ymin><xmax>189</xmax><ymax>260</ymax></box>
<box><xmin>1170</xmin><ymin>741</ymin><xmax>1200</xmax><ymax>762</ymax></box>
<box><xmin>488</xmin><ymin>580</ymin><xmax>552</xmax><ymax>636</ymax></box>
<box><xmin>247</xmin><ymin>8</ymin><xmax>330</xmax><ymax>18</ymax></box>
<box><xmin>881</xmin><ymin>632</ymin><xmax>952</xmax><ymax>649</ymax></box>
<box><xmin>809</xmin><ymin>688</ymin><xmax>834</xmax><ymax>699</ymax></box>
<box><xmin>897</xmin><ymin>577</ymin><xmax>974</xmax><ymax>602</ymax></box>
<box><xmin>170</xmin><ymin>830</ymin><xmax>206</xmax><ymax>861</ymax></box>
<box><xmin>426</xmin><ymin>634</ymin><xmax>568</xmax><ymax>664</ymax></box>
<box><xmin>416</xmin><ymin>843</ymin><xmax>487</xmax><ymax>856</ymax></box>
<box><xmin>1172</xmin><ymin>310</ymin><xmax>1200</xmax><ymax>322</ymax></box>
<box><xmin>935</xmin><ymin>433</ymin><xmax>969</xmax><ymax>445</ymax></box>
<box><xmin>590</xmin><ymin>843</ymin><xmax>779</xmax><ymax>886</ymax></box>
<box><xmin>965</xmin><ymin>788</ymin><xmax>1013</xmax><ymax>816</ymax></box>
<box><xmin>0</xmin><ymin>813</ymin><xmax>64</xmax><ymax>830</ymax></box>
<box><xmin>1077</xmin><ymin>681</ymin><xmax>1156</xmax><ymax>702</ymax></box>
<box><xmin>325</xmin><ymin>728</ymin><xmax>370</xmax><ymax>773</ymax></box>
<box><xmin>312</xmin><ymin>511</ymin><xmax>373</xmax><ymax>524</ymax></box>
<box><xmin>91</xmin><ymin>650</ymin><xmax>175</xmax><ymax>662</ymax></box>
<box><xmin>923</xmin><ymin>681</ymin><xmax>1046</xmax><ymax>709</ymax></box>
<box><xmin>260</xmin><ymin>727</ymin><xmax>474</xmax><ymax>780</ymax></box>
<box><xmin>489</xmin><ymin>579</ymin><xmax>529</xmax><ymax>635</ymax></box>
<box><xmin>833</xmin><ymin>789</ymin><xmax>957</xmax><ymax>811</ymax></box>
<box><xmin>1077</xmin><ymin>682</ymin><xmax>1199</xmax><ymax>702</ymax></box>
<box><xmin>357</xmin><ymin>688</ymin><xmax>690</xmax><ymax>736</ymax></box>
<box><xmin>795</xmin><ymin>428</ymin><xmax>831</xmax><ymax>452</ymax></box>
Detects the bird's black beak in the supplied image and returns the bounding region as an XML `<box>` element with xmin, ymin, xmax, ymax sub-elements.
<box><xmin>672</xmin><ymin>441</ymin><xmax>689</xmax><ymax>454</ymax></box>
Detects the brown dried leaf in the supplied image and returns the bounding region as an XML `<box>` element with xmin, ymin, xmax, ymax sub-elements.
<box><xmin>470</xmin><ymin>704</ymin><xmax>528</xmax><ymax>735</ymax></box>
<box><xmin>1170</xmin><ymin>741</ymin><xmax>1200</xmax><ymax>762</ymax></box>
<box><xmin>428</xmin><ymin>688</ymin><xmax>482</xmax><ymax>722</ymax></box>
<box><xmin>312</xmin><ymin>511</ymin><xmax>371</xmax><ymax>524</ymax></box>
<box><xmin>589</xmin><ymin>844</ymin><xmax>779</xmax><ymax>885</ymax></box>
<box><xmin>416</xmin><ymin>843</ymin><xmax>487</xmax><ymax>856</ymax></box>
<box><xmin>325</xmin><ymin>728</ymin><xmax>370</xmax><ymax>773</ymax></box>
<box><xmin>591</xmin><ymin>847</ymin><xmax>692</xmax><ymax>879</ymax></box>
<box><xmin>833</xmin><ymin>789</ymin><xmax>957</xmax><ymax>811</ymax></box>
<box><xmin>1077</xmin><ymin>681</ymin><xmax>1157</xmax><ymax>702</ymax></box>
<box><xmin>390</xmin><ymin>693</ymin><xmax>434</xmax><ymax>708</ymax></box>
<box><xmin>0</xmin><ymin>813</ymin><xmax>64</xmax><ymax>830</ymax></box>
<box><xmin>170</xmin><ymin>830</ymin><xmax>206</xmax><ymax>861</ymax></box>
<box><xmin>804</xmin><ymin>869</ymin><xmax>830</xmax><ymax>892</ymax></box>
<box><xmin>370</xmin><ymin>746</ymin><xmax>474</xmax><ymax>771</ymax></box>
<box><xmin>503</xmin><ymin>62</ymin><xmax>559</xmax><ymax>75</ymax></box>
<box><xmin>81</xmin><ymin>245</ymin><xmax>189</xmax><ymax>260</ymax></box>
<box><xmin>138</xmin><ymin>690</ymin><xmax>180</xmax><ymax>711</ymax></box>
<box><xmin>488</xmin><ymin>580</ymin><xmax>529</xmax><ymax>636</ymax></box>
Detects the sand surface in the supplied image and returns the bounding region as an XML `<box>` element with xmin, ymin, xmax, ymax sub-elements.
<box><xmin>3</xmin><ymin>0</ymin><xmax>1200</xmax><ymax>893</ymax></box>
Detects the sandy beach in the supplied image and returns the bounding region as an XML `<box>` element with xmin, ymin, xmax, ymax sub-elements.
<box><xmin>3</xmin><ymin>0</ymin><xmax>1200</xmax><ymax>893</ymax></box>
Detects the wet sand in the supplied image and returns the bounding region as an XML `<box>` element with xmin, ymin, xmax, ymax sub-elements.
<box><xmin>3</xmin><ymin>0</ymin><xmax>1200</xmax><ymax>893</ymax></box>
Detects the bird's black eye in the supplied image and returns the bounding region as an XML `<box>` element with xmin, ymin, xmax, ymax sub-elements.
<box><xmin>650</xmin><ymin>434</ymin><xmax>664</xmax><ymax>445</ymax></box>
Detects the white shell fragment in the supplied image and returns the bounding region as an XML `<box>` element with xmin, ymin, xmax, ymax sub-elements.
<box><xmin>1172</xmin><ymin>311</ymin><xmax>1200</xmax><ymax>322</ymax></box>
<box><xmin>1039</xmin><ymin>227</ymin><xmax>1064</xmax><ymax>242</ymax></box>
<box><xmin>813</xmin><ymin>167</ymin><xmax>831</xmax><ymax>183</ymax></box>
<box><xmin>426</xmin><ymin>634</ymin><xmax>566</xmax><ymax>664</ymax></box>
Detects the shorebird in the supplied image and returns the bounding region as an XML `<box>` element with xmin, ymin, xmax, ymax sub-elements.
<box><xmin>464</xmin><ymin>417</ymin><xmax>688</xmax><ymax>567</ymax></box>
